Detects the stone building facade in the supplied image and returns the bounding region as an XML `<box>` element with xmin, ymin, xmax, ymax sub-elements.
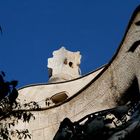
<box><xmin>13</xmin><ymin>5</ymin><xmax>140</xmax><ymax>140</ymax></box>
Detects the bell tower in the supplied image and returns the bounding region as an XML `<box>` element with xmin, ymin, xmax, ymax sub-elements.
<box><xmin>47</xmin><ymin>47</ymin><xmax>81</xmax><ymax>82</ymax></box>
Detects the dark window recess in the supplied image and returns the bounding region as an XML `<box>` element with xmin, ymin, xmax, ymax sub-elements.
<box><xmin>69</xmin><ymin>62</ymin><xmax>73</xmax><ymax>68</ymax></box>
<box><xmin>117</xmin><ymin>77</ymin><xmax>140</xmax><ymax>105</ymax></box>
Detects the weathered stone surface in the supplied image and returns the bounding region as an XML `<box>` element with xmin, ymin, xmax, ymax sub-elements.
<box><xmin>18</xmin><ymin>66</ymin><xmax>104</xmax><ymax>107</ymax></box>
<box><xmin>13</xmin><ymin>5</ymin><xmax>140</xmax><ymax>140</ymax></box>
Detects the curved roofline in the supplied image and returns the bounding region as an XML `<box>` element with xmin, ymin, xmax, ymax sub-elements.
<box><xmin>18</xmin><ymin>64</ymin><xmax>106</xmax><ymax>90</ymax></box>
<box><xmin>19</xmin><ymin>5</ymin><xmax>140</xmax><ymax>92</ymax></box>
<box><xmin>17</xmin><ymin>5</ymin><xmax>140</xmax><ymax>112</ymax></box>
<box><xmin>64</xmin><ymin>4</ymin><xmax>140</xmax><ymax>102</ymax></box>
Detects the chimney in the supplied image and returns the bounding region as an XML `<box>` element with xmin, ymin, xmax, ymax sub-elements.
<box><xmin>47</xmin><ymin>47</ymin><xmax>81</xmax><ymax>83</ymax></box>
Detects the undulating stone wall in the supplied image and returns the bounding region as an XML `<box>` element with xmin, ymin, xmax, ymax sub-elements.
<box><xmin>13</xmin><ymin>6</ymin><xmax>140</xmax><ymax>140</ymax></box>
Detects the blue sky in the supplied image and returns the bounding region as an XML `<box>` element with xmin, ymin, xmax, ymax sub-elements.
<box><xmin>0</xmin><ymin>0</ymin><xmax>140</xmax><ymax>88</ymax></box>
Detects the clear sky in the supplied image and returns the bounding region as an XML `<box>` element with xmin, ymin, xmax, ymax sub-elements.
<box><xmin>0</xmin><ymin>0</ymin><xmax>140</xmax><ymax>88</ymax></box>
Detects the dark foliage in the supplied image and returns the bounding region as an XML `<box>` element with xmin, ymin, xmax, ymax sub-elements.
<box><xmin>0</xmin><ymin>71</ymin><xmax>39</xmax><ymax>140</ymax></box>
